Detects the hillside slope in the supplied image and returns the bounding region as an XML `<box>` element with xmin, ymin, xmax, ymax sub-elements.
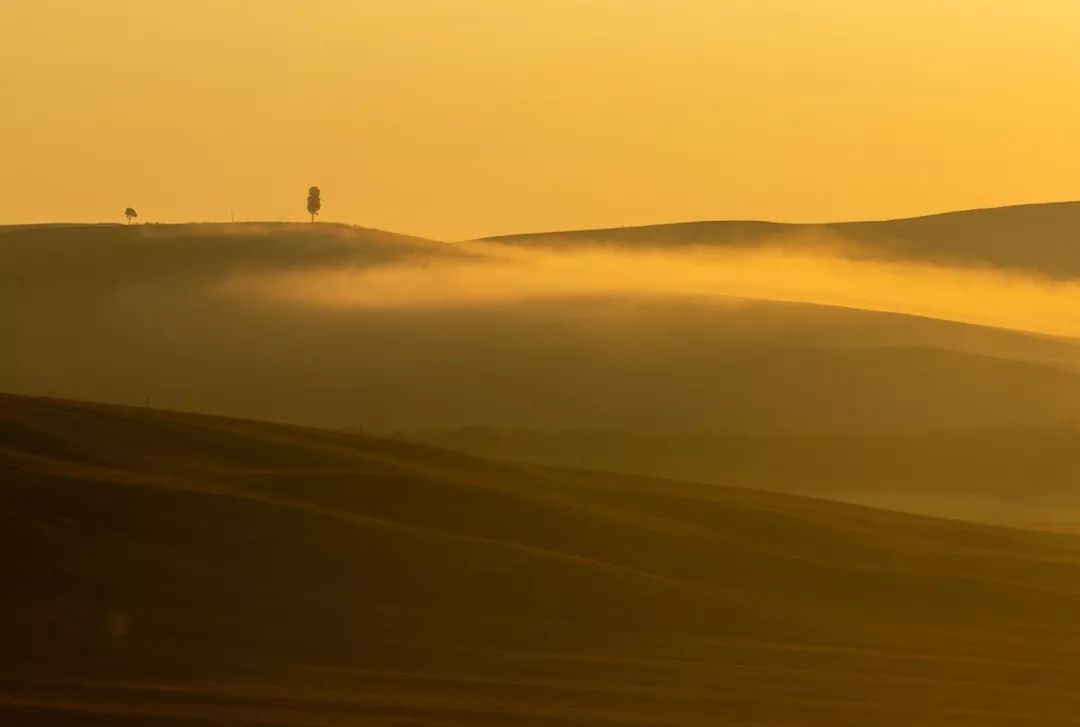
<box><xmin>410</xmin><ymin>426</ymin><xmax>1080</xmax><ymax>528</ymax></box>
<box><xmin>5</xmin><ymin>394</ymin><xmax>1080</xmax><ymax>724</ymax></box>
<box><xmin>482</xmin><ymin>200</ymin><xmax>1080</xmax><ymax>277</ymax></box>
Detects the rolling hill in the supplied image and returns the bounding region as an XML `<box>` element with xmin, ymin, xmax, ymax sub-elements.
<box><xmin>409</xmin><ymin>426</ymin><xmax>1080</xmax><ymax>528</ymax></box>
<box><xmin>5</xmin><ymin>393</ymin><xmax>1080</xmax><ymax>724</ymax></box>
<box><xmin>481</xmin><ymin>200</ymin><xmax>1080</xmax><ymax>277</ymax></box>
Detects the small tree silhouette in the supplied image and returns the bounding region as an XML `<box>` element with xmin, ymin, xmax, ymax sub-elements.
<box><xmin>125</xmin><ymin>208</ymin><xmax>138</xmax><ymax>224</ymax></box>
<box><xmin>306</xmin><ymin>187</ymin><xmax>321</xmax><ymax>222</ymax></box>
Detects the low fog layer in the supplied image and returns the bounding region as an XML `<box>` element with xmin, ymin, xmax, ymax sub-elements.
<box><xmin>227</xmin><ymin>238</ymin><xmax>1080</xmax><ymax>338</ymax></box>
<box><xmin>4</xmin><ymin>220</ymin><xmax>1080</xmax><ymax>436</ymax></box>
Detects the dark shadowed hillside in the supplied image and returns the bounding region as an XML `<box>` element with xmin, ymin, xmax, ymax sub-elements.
<box><xmin>5</xmin><ymin>394</ymin><xmax>1080</xmax><ymax>724</ymax></box>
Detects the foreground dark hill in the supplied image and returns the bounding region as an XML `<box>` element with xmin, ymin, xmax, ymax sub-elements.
<box><xmin>5</xmin><ymin>222</ymin><xmax>1080</xmax><ymax>436</ymax></box>
<box><xmin>483</xmin><ymin>200</ymin><xmax>1080</xmax><ymax>277</ymax></box>
<box><xmin>5</xmin><ymin>394</ymin><xmax>1080</xmax><ymax>724</ymax></box>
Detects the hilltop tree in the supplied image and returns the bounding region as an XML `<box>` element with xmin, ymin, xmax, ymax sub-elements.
<box><xmin>125</xmin><ymin>208</ymin><xmax>138</xmax><ymax>224</ymax></box>
<box><xmin>306</xmin><ymin>187</ymin><xmax>321</xmax><ymax>222</ymax></box>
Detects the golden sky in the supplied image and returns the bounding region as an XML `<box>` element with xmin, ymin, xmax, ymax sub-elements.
<box><xmin>4</xmin><ymin>0</ymin><xmax>1080</xmax><ymax>240</ymax></box>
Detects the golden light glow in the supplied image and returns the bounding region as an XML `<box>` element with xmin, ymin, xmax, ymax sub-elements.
<box><xmin>5</xmin><ymin>1</ymin><xmax>1080</xmax><ymax>238</ymax></box>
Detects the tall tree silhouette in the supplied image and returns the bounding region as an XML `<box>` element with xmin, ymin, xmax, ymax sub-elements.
<box><xmin>306</xmin><ymin>187</ymin><xmax>321</xmax><ymax>222</ymax></box>
<box><xmin>125</xmin><ymin>208</ymin><xmax>137</xmax><ymax>224</ymax></box>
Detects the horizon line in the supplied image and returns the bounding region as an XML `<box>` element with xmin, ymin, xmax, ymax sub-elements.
<box><xmin>6</xmin><ymin>198</ymin><xmax>1080</xmax><ymax>242</ymax></box>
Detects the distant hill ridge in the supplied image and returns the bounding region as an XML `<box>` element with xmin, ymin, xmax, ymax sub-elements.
<box><xmin>480</xmin><ymin>200</ymin><xmax>1080</xmax><ymax>277</ymax></box>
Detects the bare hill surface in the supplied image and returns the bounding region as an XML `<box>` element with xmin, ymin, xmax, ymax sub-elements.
<box><xmin>5</xmin><ymin>394</ymin><xmax>1080</xmax><ymax>724</ymax></box>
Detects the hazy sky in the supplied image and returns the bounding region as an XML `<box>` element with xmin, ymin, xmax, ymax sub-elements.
<box><xmin>5</xmin><ymin>1</ymin><xmax>1080</xmax><ymax>239</ymax></box>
